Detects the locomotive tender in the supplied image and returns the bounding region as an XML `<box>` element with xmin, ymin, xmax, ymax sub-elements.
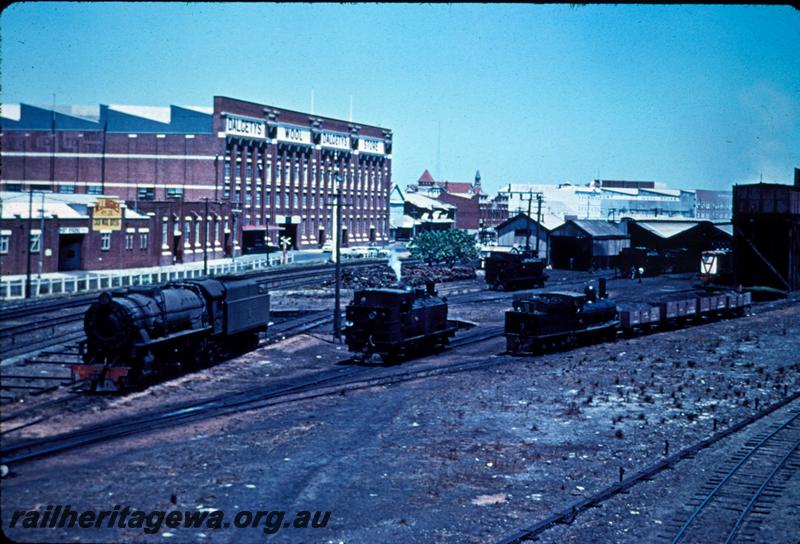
<box><xmin>343</xmin><ymin>283</ymin><xmax>456</xmax><ymax>362</ymax></box>
<box><xmin>73</xmin><ymin>276</ymin><xmax>270</xmax><ymax>391</ymax></box>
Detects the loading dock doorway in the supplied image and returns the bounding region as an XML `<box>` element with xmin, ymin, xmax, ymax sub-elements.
<box><xmin>58</xmin><ymin>234</ymin><xmax>83</xmax><ymax>271</ymax></box>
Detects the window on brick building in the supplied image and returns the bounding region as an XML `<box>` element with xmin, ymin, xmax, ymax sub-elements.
<box><xmin>100</xmin><ymin>232</ymin><xmax>111</xmax><ymax>251</ymax></box>
<box><xmin>140</xmin><ymin>233</ymin><xmax>149</xmax><ymax>250</ymax></box>
<box><xmin>125</xmin><ymin>234</ymin><xmax>134</xmax><ymax>250</ymax></box>
<box><xmin>293</xmin><ymin>193</ymin><xmax>299</xmax><ymax>208</ymax></box>
<box><xmin>0</xmin><ymin>234</ymin><xmax>9</xmax><ymax>254</ymax></box>
<box><xmin>224</xmin><ymin>162</ymin><xmax>231</xmax><ymax>180</ymax></box>
<box><xmin>29</xmin><ymin>233</ymin><xmax>41</xmax><ymax>253</ymax></box>
<box><xmin>266</xmin><ymin>160</ymin><xmax>272</xmax><ymax>184</ymax></box>
<box><xmin>265</xmin><ymin>193</ymin><xmax>271</xmax><ymax>207</ymax></box>
<box><xmin>137</xmin><ymin>187</ymin><xmax>155</xmax><ymax>201</ymax></box>
<box><xmin>166</xmin><ymin>187</ymin><xmax>184</xmax><ymax>199</ymax></box>
<box><xmin>60</xmin><ymin>184</ymin><xmax>76</xmax><ymax>194</ymax></box>
<box><xmin>161</xmin><ymin>220</ymin><xmax>169</xmax><ymax>249</ymax></box>
<box><xmin>87</xmin><ymin>185</ymin><xmax>103</xmax><ymax>195</ymax></box>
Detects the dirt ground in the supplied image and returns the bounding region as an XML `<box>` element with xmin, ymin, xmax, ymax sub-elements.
<box><xmin>1</xmin><ymin>274</ymin><xmax>799</xmax><ymax>543</ymax></box>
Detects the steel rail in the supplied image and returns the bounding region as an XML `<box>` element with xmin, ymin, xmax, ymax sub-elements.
<box><xmin>723</xmin><ymin>438</ymin><xmax>800</xmax><ymax>544</ymax></box>
<box><xmin>671</xmin><ymin>411</ymin><xmax>800</xmax><ymax>544</ymax></box>
<box><xmin>0</xmin><ymin>326</ymin><xmax>508</xmax><ymax>464</ymax></box>
<box><xmin>494</xmin><ymin>393</ymin><xmax>800</xmax><ymax>544</ymax></box>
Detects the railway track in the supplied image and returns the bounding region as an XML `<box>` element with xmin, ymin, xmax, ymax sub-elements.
<box><xmin>0</xmin><ymin>323</ymin><xmax>508</xmax><ymax>465</ymax></box>
<box><xmin>667</xmin><ymin>408</ymin><xmax>800</xmax><ymax>544</ymax></box>
<box><xmin>494</xmin><ymin>393</ymin><xmax>800</xmax><ymax>544</ymax></box>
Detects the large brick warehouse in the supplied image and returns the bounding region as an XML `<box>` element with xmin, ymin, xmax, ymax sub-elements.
<box><xmin>0</xmin><ymin>96</ymin><xmax>393</xmax><ymax>274</ymax></box>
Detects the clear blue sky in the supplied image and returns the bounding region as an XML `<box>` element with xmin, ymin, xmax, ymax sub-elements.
<box><xmin>2</xmin><ymin>3</ymin><xmax>798</xmax><ymax>193</ymax></box>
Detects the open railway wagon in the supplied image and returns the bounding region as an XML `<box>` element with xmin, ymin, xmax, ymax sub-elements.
<box><xmin>484</xmin><ymin>251</ymin><xmax>548</xmax><ymax>290</ymax></box>
<box><xmin>505</xmin><ymin>282</ymin><xmax>618</xmax><ymax>354</ymax></box>
<box><xmin>72</xmin><ymin>276</ymin><xmax>270</xmax><ymax>391</ymax></box>
<box><xmin>344</xmin><ymin>283</ymin><xmax>457</xmax><ymax>362</ymax></box>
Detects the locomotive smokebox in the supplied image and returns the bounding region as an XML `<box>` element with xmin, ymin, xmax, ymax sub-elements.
<box><xmin>426</xmin><ymin>281</ymin><xmax>436</xmax><ymax>296</ymax></box>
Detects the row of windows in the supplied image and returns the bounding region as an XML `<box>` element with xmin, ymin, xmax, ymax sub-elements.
<box><xmin>224</xmin><ymin>156</ymin><xmax>388</xmax><ymax>191</ymax></box>
<box><xmin>161</xmin><ymin>219</ymin><xmax>226</xmax><ymax>249</ymax></box>
<box><xmin>0</xmin><ymin>232</ymin><xmax>148</xmax><ymax>253</ymax></box>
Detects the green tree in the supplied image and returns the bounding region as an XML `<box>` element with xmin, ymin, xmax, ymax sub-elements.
<box><xmin>408</xmin><ymin>229</ymin><xmax>480</xmax><ymax>266</ymax></box>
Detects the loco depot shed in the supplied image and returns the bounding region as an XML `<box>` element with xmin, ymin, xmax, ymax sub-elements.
<box><xmin>549</xmin><ymin>219</ymin><xmax>629</xmax><ymax>270</ymax></box>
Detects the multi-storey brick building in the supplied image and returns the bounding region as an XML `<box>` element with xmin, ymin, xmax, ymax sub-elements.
<box><xmin>0</xmin><ymin>96</ymin><xmax>393</xmax><ymax>274</ymax></box>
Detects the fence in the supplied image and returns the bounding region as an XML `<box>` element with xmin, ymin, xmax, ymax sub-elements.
<box><xmin>0</xmin><ymin>253</ymin><xmax>299</xmax><ymax>300</ymax></box>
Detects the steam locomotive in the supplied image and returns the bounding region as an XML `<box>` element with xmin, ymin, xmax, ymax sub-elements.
<box><xmin>505</xmin><ymin>284</ymin><xmax>618</xmax><ymax>354</ymax></box>
<box><xmin>343</xmin><ymin>283</ymin><xmax>457</xmax><ymax>362</ymax></box>
<box><xmin>73</xmin><ymin>276</ymin><xmax>270</xmax><ymax>391</ymax></box>
<box><xmin>484</xmin><ymin>251</ymin><xmax>548</xmax><ymax>290</ymax></box>
<box><xmin>506</xmin><ymin>280</ymin><xmax>751</xmax><ymax>355</ymax></box>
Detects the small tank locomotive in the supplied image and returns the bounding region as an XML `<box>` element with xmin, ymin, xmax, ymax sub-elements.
<box><xmin>343</xmin><ymin>282</ymin><xmax>457</xmax><ymax>362</ymax></box>
<box><xmin>73</xmin><ymin>276</ymin><xmax>270</xmax><ymax>391</ymax></box>
<box><xmin>505</xmin><ymin>280</ymin><xmax>618</xmax><ymax>354</ymax></box>
<box><xmin>484</xmin><ymin>251</ymin><xmax>548</xmax><ymax>290</ymax></box>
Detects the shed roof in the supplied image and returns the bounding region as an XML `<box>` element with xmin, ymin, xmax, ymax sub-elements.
<box><xmin>0</xmin><ymin>191</ymin><xmax>149</xmax><ymax>220</ymax></box>
<box><xmin>635</xmin><ymin>221</ymin><xmax>701</xmax><ymax>239</ymax></box>
<box><xmin>553</xmin><ymin>219</ymin><xmax>627</xmax><ymax>238</ymax></box>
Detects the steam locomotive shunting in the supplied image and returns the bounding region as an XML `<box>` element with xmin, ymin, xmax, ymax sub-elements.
<box><xmin>505</xmin><ymin>281</ymin><xmax>751</xmax><ymax>355</ymax></box>
<box><xmin>73</xmin><ymin>276</ymin><xmax>270</xmax><ymax>391</ymax></box>
<box><xmin>343</xmin><ymin>283</ymin><xmax>457</xmax><ymax>362</ymax></box>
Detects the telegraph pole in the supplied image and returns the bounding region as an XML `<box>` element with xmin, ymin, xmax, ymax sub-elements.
<box><xmin>25</xmin><ymin>189</ymin><xmax>34</xmax><ymax>298</ymax></box>
<box><xmin>525</xmin><ymin>190</ymin><xmax>533</xmax><ymax>254</ymax></box>
<box><xmin>38</xmin><ymin>192</ymin><xmax>45</xmax><ymax>279</ymax></box>
<box><xmin>203</xmin><ymin>197</ymin><xmax>209</xmax><ymax>276</ymax></box>
<box><xmin>333</xmin><ymin>171</ymin><xmax>343</xmax><ymax>342</ymax></box>
<box><xmin>535</xmin><ymin>193</ymin><xmax>543</xmax><ymax>259</ymax></box>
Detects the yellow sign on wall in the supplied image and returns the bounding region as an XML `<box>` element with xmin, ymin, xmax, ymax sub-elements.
<box><xmin>92</xmin><ymin>197</ymin><xmax>122</xmax><ymax>231</ymax></box>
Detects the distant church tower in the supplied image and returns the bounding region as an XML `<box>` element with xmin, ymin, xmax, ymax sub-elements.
<box><xmin>474</xmin><ymin>170</ymin><xmax>482</xmax><ymax>192</ymax></box>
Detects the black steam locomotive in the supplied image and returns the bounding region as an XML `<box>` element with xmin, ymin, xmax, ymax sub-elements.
<box><xmin>505</xmin><ymin>281</ymin><xmax>751</xmax><ymax>355</ymax></box>
<box><xmin>505</xmin><ymin>283</ymin><xmax>618</xmax><ymax>354</ymax></box>
<box><xmin>73</xmin><ymin>276</ymin><xmax>270</xmax><ymax>391</ymax></box>
<box><xmin>343</xmin><ymin>283</ymin><xmax>456</xmax><ymax>362</ymax></box>
<box><xmin>484</xmin><ymin>251</ymin><xmax>548</xmax><ymax>290</ymax></box>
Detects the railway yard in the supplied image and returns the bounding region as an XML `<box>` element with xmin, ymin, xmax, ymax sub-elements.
<box><xmin>1</xmin><ymin>269</ymin><xmax>799</xmax><ymax>543</ymax></box>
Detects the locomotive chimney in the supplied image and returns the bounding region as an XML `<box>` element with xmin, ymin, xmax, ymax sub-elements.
<box><xmin>426</xmin><ymin>281</ymin><xmax>436</xmax><ymax>296</ymax></box>
<box><xmin>599</xmin><ymin>278</ymin><xmax>607</xmax><ymax>299</ymax></box>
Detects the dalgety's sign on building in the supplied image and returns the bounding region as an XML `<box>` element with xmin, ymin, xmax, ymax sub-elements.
<box><xmin>319</xmin><ymin>131</ymin><xmax>351</xmax><ymax>151</ymax></box>
<box><xmin>276</xmin><ymin>125</ymin><xmax>312</xmax><ymax>146</ymax></box>
<box><xmin>225</xmin><ymin>115</ymin><xmax>267</xmax><ymax>139</ymax></box>
<box><xmin>357</xmin><ymin>137</ymin><xmax>385</xmax><ymax>156</ymax></box>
